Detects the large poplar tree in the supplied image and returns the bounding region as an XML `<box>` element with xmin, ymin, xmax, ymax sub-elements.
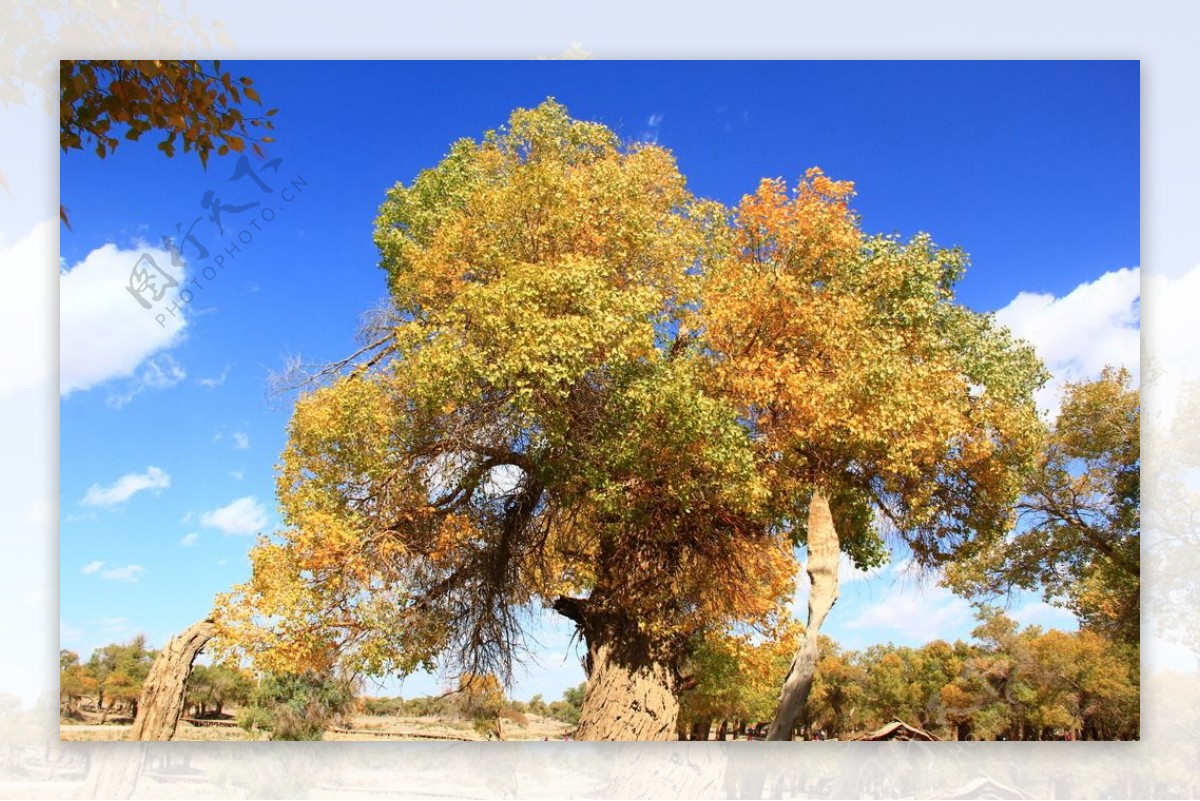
<box><xmin>215</xmin><ymin>101</ymin><xmax>793</xmax><ymax>740</ymax></box>
<box><xmin>215</xmin><ymin>102</ymin><xmax>1046</xmax><ymax>741</ymax></box>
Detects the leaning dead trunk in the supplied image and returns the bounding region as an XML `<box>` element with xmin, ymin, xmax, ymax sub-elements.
<box><xmin>130</xmin><ymin>619</ymin><xmax>217</xmax><ymax>740</ymax></box>
<box><xmin>767</xmin><ymin>490</ymin><xmax>840</xmax><ymax>740</ymax></box>
<box><xmin>554</xmin><ymin>597</ymin><xmax>680</xmax><ymax>741</ymax></box>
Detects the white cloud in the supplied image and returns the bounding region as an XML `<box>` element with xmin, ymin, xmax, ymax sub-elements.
<box><xmin>81</xmin><ymin>560</ymin><xmax>105</xmax><ymax>575</ymax></box>
<box><xmin>790</xmin><ymin>552</ymin><xmax>911</xmax><ymax>590</ymax></box>
<box><xmin>425</xmin><ymin>453</ymin><xmax>528</xmax><ymax>502</ymax></box>
<box><xmin>993</xmin><ymin>267</ymin><xmax>1140</xmax><ymax>417</ymax></box>
<box><xmin>81</xmin><ymin>465</ymin><xmax>170</xmax><ymax>507</ymax></box>
<box><xmin>212</xmin><ymin>429</ymin><xmax>249</xmax><ymax>449</ymax></box>
<box><xmin>201</xmin><ymin>495</ymin><xmax>269</xmax><ymax>535</ymax></box>
<box><xmin>842</xmin><ymin>582</ymin><xmax>973</xmax><ymax>644</ymax></box>
<box><xmin>106</xmin><ymin>353</ymin><xmax>187</xmax><ymax>408</ymax></box>
<box><xmin>0</xmin><ymin>220</ymin><xmax>55</xmax><ymax>397</ymax></box>
<box><xmin>198</xmin><ymin>366</ymin><xmax>230</xmax><ymax>388</ymax></box>
<box><xmin>1009</xmin><ymin>600</ymin><xmax>1078</xmax><ymax>630</ymax></box>
<box><xmin>482</xmin><ymin>463</ymin><xmax>524</xmax><ymax>497</ymax></box>
<box><xmin>840</xmin><ymin>552</ymin><xmax>887</xmax><ymax>583</ymax></box>
<box><xmin>229</xmin><ymin>469</ymin><xmax>244</xmax><ymax>481</ymax></box>
<box><xmin>59</xmin><ymin>621</ymin><xmax>85</xmax><ymax>645</ymax></box>
<box><xmin>60</xmin><ymin>240</ymin><xmax>188</xmax><ymax>396</ymax></box>
<box><xmin>62</xmin><ymin>617</ymin><xmax>135</xmax><ymax>653</ymax></box>
<box><xmin>180</xmin><ymin>532</ymin><xmax>199</xmax><ymax>547</ymax></box>
<box><xmin>99</xmin><ymin>564</ymin><xmax>145</xmax><ymax>582</ymax></box>
<box><xmin>791</xmin><ymin>551</ymin><xmax>973</xmax><ymax>645</ymax></box>
<box><xmin>642</xmin><ymin>113</ymin><xmax>664</xmax><ymax>144</ymax></box>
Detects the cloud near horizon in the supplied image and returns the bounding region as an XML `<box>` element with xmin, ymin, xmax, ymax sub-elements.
<box><xmin>841</xmin><ymin>579</ymin><xmax>975</xmax><ymax>644</ymax></box>
<box><xmin>993</xmin><ymin>267</ymin><xmax>1140</xmax><ymax>417</ymax></box>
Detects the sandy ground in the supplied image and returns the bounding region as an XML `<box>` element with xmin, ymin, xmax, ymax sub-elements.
<box><xmin>60</xmin><ymin>713</ymin><xmax>572</xmax><ymax>742</ymax></box>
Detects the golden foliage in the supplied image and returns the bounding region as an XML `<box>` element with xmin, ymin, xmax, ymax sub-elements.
<box><xmin>216</xmin><ymin>100</ymin><xmax>794</xmax><ymax>682</ymax></box>
<box><xmin>216</xmin><ymin>101</ymin><xmax>1047</xmax><ymax>697</ymax></box>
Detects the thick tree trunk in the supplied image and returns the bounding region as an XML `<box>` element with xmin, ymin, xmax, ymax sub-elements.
<box><xmin>767</xmin><ymin>490</ymin><xmax>840</xmax><ymax>740</ymax></box>
<box><xmin>575</xmin><ymin>638</ymin><xmax>679</xmax><ymax>740</ymax></box>
<box><xmin>554</xmin><ymin>597</ymin><xmax>681</xmax><ymax>741</ymax></box>
<box><xmin>130</xmin><ymin>619</ymin><xmax>217</xmax><ymax>741</ymax></box>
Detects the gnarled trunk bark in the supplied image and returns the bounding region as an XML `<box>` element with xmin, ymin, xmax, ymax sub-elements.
<box><xmin>767</xmin><ymin>489</ymin><xmax>840</xmax><ymax>740</ymax></box>
<box><xmin>576</xmin><ymin>640</ymin><xmax>678</xmax><ymax>740</ymax></box>
<box><xmin>130</xmin><ymin>619</ymin><xmax>217</xmax><ymax>741</ymax></box>
<box><xmin>554</xmin><ymin>597</ymin><xmax>680</xmax><ymax>741</ymax></box>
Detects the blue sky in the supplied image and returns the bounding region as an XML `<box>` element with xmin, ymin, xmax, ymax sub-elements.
<box><xmin>58</xmin><ymin>60</ymin><xmax>1141</xmax><ymax>701</ymax></box>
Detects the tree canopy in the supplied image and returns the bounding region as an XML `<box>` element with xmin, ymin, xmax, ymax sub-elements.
<box><xmin>705</xmin><ymin>171</ymin><xmax>1046</xmax><ymax>568</ymax></box>
<box><xmin>214</xmin><ymin>100</ymin><xmax>1056</xmax><ymax>740</ymax></box>
<box><xmin>944</xmin><ymin>367</ymin><xmax>1140</xmax><ymax>645</ymax></box>
<box><xmin>701</xmin><ymin>167</ymin><xmax>1046</xmax><ymax>739</ymax></box>
<box><xmin>215</xmin><ymin>101</ymin><xmax>794</xmax><ymax>738</ymax></box>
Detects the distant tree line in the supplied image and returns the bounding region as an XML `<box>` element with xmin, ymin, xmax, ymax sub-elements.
<box><xmin>678</xmin><ymin>610</ymin><xmax>1138</xmax><ymax>741</ymax></box>
<box><xmin>61</xmin><ymin>637</ymin><xmax>254</xmax><ymax>723</ymax></box>
<box><xmin>360</xmin><ymin>679</ymin><xmax>586</xmax><ymax>730</ymax></box>
<box><xmin>61</xmin><ymin>638</ymin><xmax>152</xmax><ymax>723</ymax></box>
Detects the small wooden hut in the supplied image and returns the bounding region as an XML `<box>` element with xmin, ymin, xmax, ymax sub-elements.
<box><xmin>855</xmin><ymin>719</ymin><xmax>941</xmax><ymax>742</ymax></box>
